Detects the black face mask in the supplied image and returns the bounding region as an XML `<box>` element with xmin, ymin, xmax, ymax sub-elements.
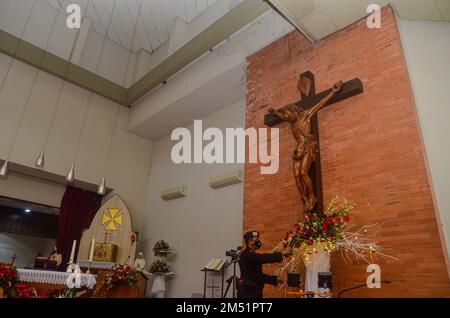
<box><xmin>253</xmin><ymin>240</ymin><xmax>262</xmax><ymax>249</ymax></box>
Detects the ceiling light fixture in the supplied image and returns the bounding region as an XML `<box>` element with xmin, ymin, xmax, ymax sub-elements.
<box><xmin>0</xmin><ymin>160</ymin><xmax>9</xmax><ymax>179</ymax></box>
<box><xmin>35</xmin><ymin>151</ymin><xmax>45</xmax><ymax>168</ymax></box>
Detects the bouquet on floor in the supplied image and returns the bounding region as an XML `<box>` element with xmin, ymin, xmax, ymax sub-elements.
<box><xmin>152</xmin><ymin>240</ymin><xmax>171</xmax><ymax>257</ymax></box>
<box><xmin>148</xmin><ymin>260</ymin><xmax>170</xmax><ymax>274</ymax></box>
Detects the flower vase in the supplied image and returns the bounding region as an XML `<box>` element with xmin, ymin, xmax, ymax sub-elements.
<box><xmin>157</xmin><ymin>255</ymin><xmax>167</xmax><ymax>262</ymax></box>
<box><xmin>302</xmin><ymin>245</ymin><xmax>331</xmax><ymax>294</ymax></box>
<box><xmin>156</xmin><ymin>250</ymin><xmax>171</xmax><ymax>262</ymax></box>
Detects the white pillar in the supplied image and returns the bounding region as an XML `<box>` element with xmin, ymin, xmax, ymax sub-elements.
<box><xmin>303</xmin><ymin>247</ymin><xmax>330</xmax><ymax>293</ymax></box>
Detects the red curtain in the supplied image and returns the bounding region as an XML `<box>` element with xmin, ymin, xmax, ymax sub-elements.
<box><xmin>57</xmin><ymin>186</ymin><xmax>101</xmax><ymax>270</ymax></box>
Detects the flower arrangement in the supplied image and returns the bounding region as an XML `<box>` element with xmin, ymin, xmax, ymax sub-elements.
<box><xmin>97</xmin><ymin>264</ymin><xmax>140</xmax><ymax>293</ymax></box>
<box><xmin>152</xmin><ymin>240</ymin><xmax>171</xmax><ymax>257</ymax></box>
<box><xmin>14</xmin><ymin>282</ymin><xmax>38</xmax><ymax>298</ymax></box>
<box><xmin>0</xmin><ymin>262</ymin><xmax>40</xmax><ymax>298</ymax></box>
<box><xmin>148</xmin><ymin>260</ymin><xmax>170</xmax><ymax>274</ymax></box>
<box><xmin>278</xmin><ymin>196</ymin><xmax>397</xmax><ymax>274</ymax></box>
<box><xmin>288</xmin><ymin>196</ymin><xmax>354</xmax><ymax>249</ymax></box>
<box><xmin>0</xmin><ymin>262</ymin><xmax>19</xmax><ymax>297</ymax></box>
<box><xmin>130</xmin><ymin>233</ymin><xmax>137</xmax><ymax>244</ymax></box>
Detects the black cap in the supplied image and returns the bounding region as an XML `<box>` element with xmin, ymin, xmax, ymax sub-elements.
<box><xmin>243</xmin><ymin>231</ymin><xmax>259</xmax><ymax>245</ymax></box>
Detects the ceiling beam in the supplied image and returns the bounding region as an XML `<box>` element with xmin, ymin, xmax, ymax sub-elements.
<box><xmin>263</xmin><ymin>0</ymin><xmax>317</xmax><ymax>43</ymax></box>
<box><xmin>0</xmin><ymin>29</ymin><xmax>128</xmax><ymax>106</ymax></box>
<box><xmin>0</xmin><ymin>160</ymin><xmax>112</xmax><ymax>194</ymax></box>
<box><xmin>126</xmin><ymin>0</ymin><xmax>270</xmax><ymax>106</ymax></box>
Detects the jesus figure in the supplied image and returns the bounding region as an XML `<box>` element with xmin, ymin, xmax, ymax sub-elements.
<box><xmin>268</xmin><ymin>78</ymin><xmax>343</xmax><ymax>211</ymax></box>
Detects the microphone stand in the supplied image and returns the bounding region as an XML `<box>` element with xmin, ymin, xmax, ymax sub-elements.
<box><xmin>337</xmin><ymin>280</ymin><xmax>391</xmax><ymax>298</ymax></box>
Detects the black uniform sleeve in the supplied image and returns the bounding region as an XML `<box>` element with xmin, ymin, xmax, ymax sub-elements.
<box><xmin>250</xmin><ymin>252</ymin><xmax>283</xmax><ymax>264</ymax></box>
<box><xmin>263</xmin><ymin>274</ymin><xmax>278</xmax><ymax>286</ymax></box>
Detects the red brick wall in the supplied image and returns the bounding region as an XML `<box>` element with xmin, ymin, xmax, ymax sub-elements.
<box><xmin>244</xmin><ymin>7</ymin><xmax>450</xmax><ymax>297</ymax></box>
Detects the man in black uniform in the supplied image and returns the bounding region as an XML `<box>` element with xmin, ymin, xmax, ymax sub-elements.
<box><xmin>238</xmin><ymin>231</ymin><xmax>290</xmax><ymax>298</ymax></box>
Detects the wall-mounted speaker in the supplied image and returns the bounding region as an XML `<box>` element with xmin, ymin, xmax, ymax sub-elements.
<box><xmin>161</xmin><ymin>186</ymin><xmax>187</xmax><ymax>201</ymax></box>
<box><xmin>209</xmin><ymin>170</ymin><xmax>243</xmax><ymax>189</ymax></box>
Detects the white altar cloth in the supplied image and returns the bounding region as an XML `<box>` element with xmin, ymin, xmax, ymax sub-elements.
<box><xmin>17</xmin><ymin>269</ymin><xmax>97</xmax><ymax>289</ymax></box>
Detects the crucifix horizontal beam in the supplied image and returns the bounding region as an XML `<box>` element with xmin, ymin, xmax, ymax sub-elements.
<box><xmin>265</xmin><ymin>78</ymin><xmax>363</xmax><ymax>127</ymax></box>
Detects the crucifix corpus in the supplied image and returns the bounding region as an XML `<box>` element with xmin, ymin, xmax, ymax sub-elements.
<box><xmin>265</xmin><ymin>71</ymin><xmax>363</xmax><ymax>214</ymax></box>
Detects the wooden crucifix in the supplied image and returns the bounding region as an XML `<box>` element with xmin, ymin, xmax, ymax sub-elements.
<box><xmin>265</xmin><ymin>71</ymin><xmax>363</xmax><ymax>214</ymax></box>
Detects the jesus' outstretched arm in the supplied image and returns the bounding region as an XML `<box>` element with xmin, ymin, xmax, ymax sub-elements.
<box><xmin>306</xmin><ymin>81</ymin><xmax>343</xmax><ymax>118</ymax></box>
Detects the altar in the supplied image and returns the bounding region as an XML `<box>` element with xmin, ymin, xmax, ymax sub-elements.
<box><xmin>17</xmin><ymin>269</ymin><xmax>96</xmax><ymax>297</ymax></box>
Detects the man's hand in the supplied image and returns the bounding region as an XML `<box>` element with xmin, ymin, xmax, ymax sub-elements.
<box><xmin>270</xmin><ymin>240</ymin><xmax>288</xmax><ymax>253</ymax></box>
<box><xmin>332</xmin><ymin>81</ymin><xmax>343</xmax><ymax>92</ymax></box>
<box><xmin>282</xmin><ymin>247</ymin><xmax>293</xmax><ymax>258</ymax></box>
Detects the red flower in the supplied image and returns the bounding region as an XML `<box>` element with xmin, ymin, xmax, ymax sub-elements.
<box><xmin>130</xmin><ymin>233</ymin><xmax>136</xmax><ymax>243</ymax></box>
<box><xmin>321</xmin><ymin>225</ymin><xmax>328</xmax><ymax>234</ymax></box>
<box><xmin>335</xmin><ymin>217</ymin><xmax>342</xmax><ymax>223</ymax></box>
<box><xmin>343</xmin><ymin>215</ymin><xmax>351</xmax><ymax>222</ymax></box>
<box><xmin>284</xmin><ymin>231</ymin><xmax>291</xmax><ymax>241</ymax></box>
<box><xmin>308</xmin><ymin>213</ymin><xmax>316</xmax><ymax>220</ymax></box>
<box><xmin>326</xmin><ymin>217</ymin><xmax>334</xmax><ymax>225</ymax></box>
<box><xmin>307</xmin><ymin>240</ymin><xmax>314</xmax><ymax>246</ymax></box>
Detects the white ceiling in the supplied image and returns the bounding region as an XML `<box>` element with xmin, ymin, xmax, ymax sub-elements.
<box><xmin>268</xmin><ymin>0</ymin><xmax>450</xmax><ymax>41</ymax></box>
<box><xmin>39</xmin><ymin>0</ymin><xmax>224</xmax><ymax>53</ymax></box>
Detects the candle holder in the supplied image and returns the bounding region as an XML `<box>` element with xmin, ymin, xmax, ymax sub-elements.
<box><xmin>66</xmin><ymin>262</ymin><xmax>74</xmax><ymax>273</ymax></box>
<box><xmin>86</xmin><ymin>261</ymin><xmax>92</xmax><ymax>274</ymax></box>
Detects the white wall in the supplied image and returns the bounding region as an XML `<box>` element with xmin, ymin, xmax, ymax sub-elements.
<box><xmin>0</xmin><ymin>232</ymin><xmax>55</xmax><ymax>268</ymax></box>
<box><xmin>142</xmin><ymin>100</ymin><xmax>245</xmax><ymax>297</ymax></box>
<box><xmin>0</xmin><ymin>53</ymin><xmax>152</xmax><ymax>233</ymax></box>
<box><xmin>398</xmin><ymin>19</ymin><xmax>450</xmax><ymax>262</ymax></box>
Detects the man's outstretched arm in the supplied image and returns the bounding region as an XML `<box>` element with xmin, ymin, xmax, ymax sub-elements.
<box><xmin>250</xmin><ymin>252</ymin><xmax>283</xmax><ymax>265</ymax></box>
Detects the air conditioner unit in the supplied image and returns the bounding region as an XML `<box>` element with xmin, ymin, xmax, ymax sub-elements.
<box><xmin>209</xmin><ymin>170</ymin><xmax>243</xmax><ymax>189</ymax></box>
<box><xmin>161</xmin><ymin>186</ymin><xmax>187</xmax><ymax>201</ymax></box>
